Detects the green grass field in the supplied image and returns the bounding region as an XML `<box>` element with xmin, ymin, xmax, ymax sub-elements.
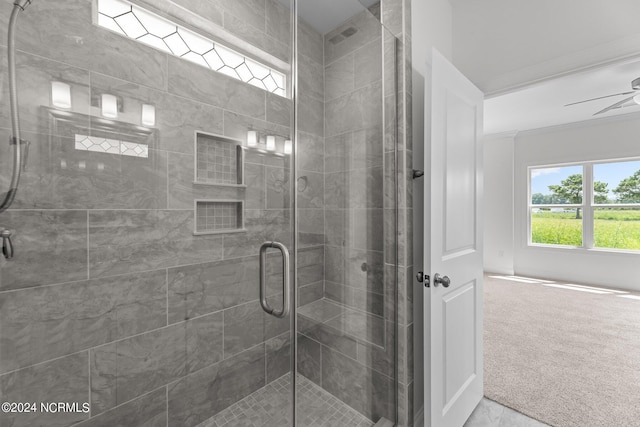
<box><xmin>531</xmin><ymin>209</ymin><xmax>640</xmax><ymax>249</ymax></box>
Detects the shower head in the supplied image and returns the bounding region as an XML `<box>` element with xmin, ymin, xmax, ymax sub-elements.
<box><xmin>14</xmin><ymin>0</ymin><xmax>32</xmax><ymax>10</ymax></box>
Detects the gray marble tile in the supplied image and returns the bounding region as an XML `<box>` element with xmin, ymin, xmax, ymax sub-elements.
<box><xmin>297</xmin><ymin>251</ymin><xmax>324</xmax><ymax>286</ymax></box>
<box><xmin>14</xmin><ymin>0</ymin><xmax>168</xmax><ymax>90</ymax></box>
<box><xmin>298</xmin><ymin>208</ymin><xmax>325</xmax><ymax>247</ymax></box>
<box><xmin>88</xmin><ymin>210</ymin><xmax>223</xmax><ymax>278</ymax></box>
<box><xmin>298</xmin><ymin>299</ymin><xmax>344</xmax><ymax>323</ymax></box>
<box><xmin>498</xmin><ymin>406</ymin><xmax>550</xmax><ymax>427</ymax></box>
<box><xmin>325</xmin><ymin>53</ymin><xmax>355</xmax><ymax>101</ymax></box>
<box><xmin>168</xmin><ymin>56</ymin><xmax>265</xmax><ymax>119</ymax></box>
<box><xmin>170</xmin><ymin>0</ymin><xmax>224</xmax><ymax>26</ymax></box>
<box><xmin>298</xmin><ymin>20</ymin><xmax>324</xmax><ymax>66</ymax></box>
<box><xmin>186</xmin><ymin>311</ymin><xmax>224</xmax><ymax>374</ymax></box>
<box><xmin>265</xmin><ymin>0</ymin><xmax>291</xmax><ymax>46</ymax></box>
<box><xmin>355</xmin><ymin>37</ymin><xmax>383</xmax><ymax>89</ymax></box>
<box><xmin>325</xmin><ymin>81</ymin><xmax>383</xmax><ymax>138</ymax></box>
<box><xmin>266</xmin><ymin>165</ymin><xmax>291</xmax><ymax>209</ymax></box>
<box><xmin>324</xmin><ymin>210</ymin><xmax>347</xmax><ymax>247</ymax></box>
<box><xmin>167</xmin><ymin>255</ymin><xmax>259</xmax><ymax>324</ymax></box>
<box><xmin>223</xmin><ymin>301</ymin><xmax>264</xmax><ymax>358</ymax></box>
<box><xmin>299</xmin><ymin>53</ymin><xmax>325</xmax><ymax>102</ymax></box>
<box><xmin>297</xmin><ymin>333</ymin><xmax>321</xmax><ymax>386</ymax></box>
<box><xmin>298</xmin><ymin>92</ymin><xmax>325</xmax><ymax>137</ymax></box>
<box><xmin>325</xmin><ymin>132</ymin><xmax>349</xmax><ymax>173</ymax></box>
<box><xmin>298</xmin><ymin>281</ymin><xmax>324</xmax><ymax>307</ymax></box>
<box><xmin>0</xmin><ymin>269</ymin><xmax>166</xmax><ymax>374</ymax></box>
<box><xmin>298</xmin><ymin>171</ymin><xmax>324</xmax><ymax>209</ymax></box>
<box><xmin>352</xmin><ymin>208</ymin><xmax>384</xmax><ymax>251</ymax></box>
<box><xmin>266</xmin><ymin>332</ymin><xmax>290</xmax><ymax>382</ymax></box>
<box><xmin>78</xmin><ymin>387</ymin><xmax>167</xmax><ymax>427</ymax></box>
<box><xmin>0</xmin><ymin>210</ymin><xmax>87</xmax><ymax>291</ymax></box>
<box><xmin>91</xmin><ymin>343</ymin><xmax>117</xmax><ymax>416</ymax></box>
<box><xmin>0</xmin><ymin>352</ymin><xmax>89</xmax><ymax>427</ymax></box>
<box><xmin>223</xmin><ymin>11</ymin><xmax>290</xmax><ymax>62</ymax></box>
<box><xmin>324</xmin><ymin>9</ymin><xmax>383</xmax><ymax>65</ymax></box>
<box><xmin>168</xmin><ymin>344</ymin><xmax>265</xmax><ymax>427</ymax></box>
<box><xmin>349</xmin><ymin>166</ymin><xmax>385</xmax><ymax>209</ymax></box>
<box><xmin>115</xmin><ymin>324</ymin><xmax>186</xmax><ymax>404</ymax></box>
<box><xmin>298</xmin><ymin>314</ymin><xmax>357</xmax><ymax>359</ymax></box>
<box><xmin>351</xmin><ymin>126</ymin><xmax>384</xmax><ymax>170</ymax></box>
<box><xmin>347</xmin><ymin>287</ymin><xmax>385</xmax><ymax>317</ymax></box>
<box><xmin>321</xmin><ymin>345</ymin><xmax>394</xmax><ymax>422</ymax></box>
<box><xmin>297</xmin><ymin>131</ymin><xmax>324</xmax><ymax>173</ymax></box>
<box><xmin>167</xmin><ymin>151</ymin><xmax>245</xmax><ymax>209</ymax></box>
<box><xmin>325</xmin><ymin>171</ymin><xmax>349</xmax><ymax>209</ymax></box>
<box><xmin>266</xmin><ymin>92</ymin><xmax>293</xmax><ymax>128</ymax></box>
<box><xmin>346</xmin><ymin>248</ymin><xmax>385</xmax><ymax>294</ymax></box>
<box><xmin>357</xmin><ymin>320</ymin><xmax>395</xmax><ymax>378</ymax></box>
<box><xmin>325</xmin><ymin>245</ymin><xmax>346</xmax><ymax>284</ymax></box>
<box><xmin>325</xmin><ymin>307</ymin><xmax>386</xmax><ymax>347</ymax></box>
<box><xmin>325</xmin><ymin>280</ymin><xmax>348</xmax><ymax>305</ymax></box>
<box><xmin>0</xmin><ymin>48</ymin><xmax>91</xmax><ymax>138</ymax></box>
<box><xmin>222</xmin><ymin>209</ymin><xmax>291</xmax><ymax>259</ymax></box>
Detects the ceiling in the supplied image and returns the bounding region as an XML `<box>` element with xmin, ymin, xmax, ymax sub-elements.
<box><xmin>276</xmin><ymin>0</ymin><xmax>379</xmax><ymax>34</ymax></box>
<box><xmin>484</xmin><ymin>57</ymin><xmax>640</xmax><ymax>135</ymax></box>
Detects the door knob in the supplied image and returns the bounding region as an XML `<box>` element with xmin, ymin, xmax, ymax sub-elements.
<box><xmin>433</xmin><ymin>273</ymin><xmax>450</xmax><ymax>288</ymax></box>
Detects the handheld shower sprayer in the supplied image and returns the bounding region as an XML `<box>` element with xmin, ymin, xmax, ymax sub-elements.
<box><xmin>13</xmin><ymin>0</ymin><xmax>32</xmax><ymax>10</ymax></box>
<box><xmin>0</xmin><ymin>0</ymin><xmax>34</xmax><ymax>258</ymax></box>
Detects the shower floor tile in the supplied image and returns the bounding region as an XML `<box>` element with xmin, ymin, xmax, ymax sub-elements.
<box><xmin>196</xmin><ymin>373</ymin><xmax>374</xmax><ymax>427</ymax></box>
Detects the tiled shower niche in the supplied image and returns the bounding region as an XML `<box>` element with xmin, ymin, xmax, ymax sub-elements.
<box><xmin>194</xmin><ymin>200</ymin><xmax>245</xmax><ymax>235</ymax></box>
<box><xmin>194</xmin><ymin>132</ymin><xmax>245</xmax><ymax>186</ymax></box>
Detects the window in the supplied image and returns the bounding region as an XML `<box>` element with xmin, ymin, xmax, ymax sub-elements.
<box><xmin>529</xmin><ymin>159</ymin><xmax>640</xmax><ymax>251</ymax></box>
<box><xmin>95</xmin><ymin>0</ymin><xmax>286</xmax><ymax>97</ymax></box>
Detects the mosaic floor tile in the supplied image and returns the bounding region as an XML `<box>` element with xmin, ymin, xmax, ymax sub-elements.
<box><xmin>197</xmin><ymin>373</ymin><xmax>374</xmax><ymax>427</ymax></box>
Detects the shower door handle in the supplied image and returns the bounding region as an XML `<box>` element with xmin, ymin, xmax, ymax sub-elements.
<box><xmin>259</xmin><ymin>241</ymin><xmax>290</xmax><ymax>318</ymax></box>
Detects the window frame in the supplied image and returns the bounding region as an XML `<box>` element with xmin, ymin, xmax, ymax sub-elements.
<box><xmin>528</xmin><ymin>158</ymin><xmax>640</xmax><ymax>253</ymax></box>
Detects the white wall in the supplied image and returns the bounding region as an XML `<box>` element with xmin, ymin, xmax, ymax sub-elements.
<box><xmin>451</xmin><ymin>0</ymin><xmax>640</xmax><ymax>95</ymax></box>
<box><xmin>483</xmin><ymin>134</ymin><xmax>515</xmax><ymax>274</ymax></box>
<box><xmin>411</xmin><ymin>0</ymin><xmax>453</xmax><ymax>425</ymax></box>
<box><xmin>514</xmin><ymin>113</ymin><xmax>640</xmax><ymax>291</ymax></box>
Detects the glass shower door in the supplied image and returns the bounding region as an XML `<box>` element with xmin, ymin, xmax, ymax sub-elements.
<box><xmin>0</xmin><ymin>0</ymin><xmax>296</xmax><ymax>426</ymax></box>
<box><xmin>294</xmin><ymin>1</ymin><xmax>398</xmax><ymax>425</ymax></box>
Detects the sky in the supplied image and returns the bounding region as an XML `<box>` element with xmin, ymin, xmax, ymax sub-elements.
<box><xmin>531</xmin><ymin>160</ymin><xmax>640</xmax><ymax>199</ymax></box>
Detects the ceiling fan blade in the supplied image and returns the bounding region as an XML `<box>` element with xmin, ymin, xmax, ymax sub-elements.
<box><xmin>565</xmin><ymin>91</ymin><xmax>635</xmax><ymax>107</ymax></box>
<box><xmin>593</xmin><ymin>95</ymin><xmax>636</xmax><ymax>116</ymax></box>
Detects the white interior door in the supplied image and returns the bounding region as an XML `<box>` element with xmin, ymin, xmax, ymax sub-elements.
<box><xmin>426</xmin><ymin>48</ymin><xmax>484</xmax><ymax>427</ymax></box>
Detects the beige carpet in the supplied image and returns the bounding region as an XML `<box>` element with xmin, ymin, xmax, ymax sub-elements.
<box><xmin>484</xmin><ymin>274</ymin><xmax>640</xmax><ymax>427</ymax></box>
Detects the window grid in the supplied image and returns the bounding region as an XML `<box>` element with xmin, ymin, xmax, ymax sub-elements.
<box><xmin>529</xmin><ymin>160</ymin><xmax>640</xmax><ymax>252</ymax></box>
<box><xmin>96</xmin><ymin>0</ymin><xmax>286</xmax><ymax>97</ymax></box>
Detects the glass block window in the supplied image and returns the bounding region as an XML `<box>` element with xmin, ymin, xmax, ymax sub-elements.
<box><xmin>96</xmin><ymin>0</ymin><xmax>286</xmax><ymax>97</ymax></box>
<box><xmin>75</xmin><ymin>134</ymin><xmax>149</xmax><ymax>158</ymax></box>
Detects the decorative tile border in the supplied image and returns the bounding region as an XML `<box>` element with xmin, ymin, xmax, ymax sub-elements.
<box><xmin>96</xmin><ymin>0</ymin><xmax>286</xmax><ymax>96</ymax></box>
<box><xmin>75</xmin><ymin>134</ymin><xmax>149</xmax><ymax>158</ymax></box>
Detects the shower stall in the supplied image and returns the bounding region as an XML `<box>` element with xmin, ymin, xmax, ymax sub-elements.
<box><xmin>0</xmin><ymin>0</ymin><xmax>411</xmax><ymax>425</ymax></box>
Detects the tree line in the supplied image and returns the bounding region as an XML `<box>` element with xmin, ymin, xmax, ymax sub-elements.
<box><xmin>532</xmin><ymin>170</ymin><xmax>640</xmax><ymax>218</ymax></box>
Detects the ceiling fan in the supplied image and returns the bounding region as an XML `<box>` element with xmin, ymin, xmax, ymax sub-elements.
<box><xmin>565</xmin><ymin>76</ymin><xmax>640</xmax><ymax>116</ymax></box>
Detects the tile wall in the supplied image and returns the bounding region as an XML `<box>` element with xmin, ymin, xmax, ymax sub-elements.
<box><xmin>0</xmin><ymin>0</ymin><xmax>316</xmax><ymax>426</ymax></box>
<box><xmin>0</xmin><ymin>0</ymin><xmax>412</xmax><ymax>425</ymax></box>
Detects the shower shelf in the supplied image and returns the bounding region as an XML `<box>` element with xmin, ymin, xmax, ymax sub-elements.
<box><xmin>194</xmin><ymin>131</ymin><xmax>245</xmax><ymax>187</ymax></box>
<box><xmin>194</xmin><ymin>200</ymin><xmax>246</xmax><ymax>236</ymax></box>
